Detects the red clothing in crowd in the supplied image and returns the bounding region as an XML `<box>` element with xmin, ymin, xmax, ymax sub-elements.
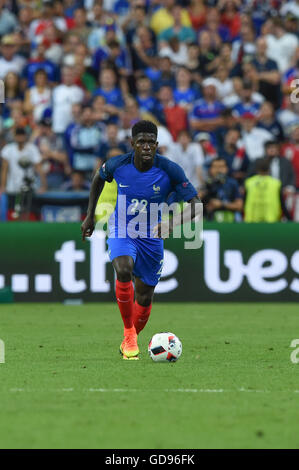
<box><xmin>163</xmin><ymin>105</ymin><xmax>188</xmax><ymax>141</ymax></box>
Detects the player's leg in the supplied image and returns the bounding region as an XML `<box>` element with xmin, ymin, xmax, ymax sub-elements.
<box><xmin>132</xmin><ymin>239</ymin><xmax>163</xmax><ymax>334</ymax></box>
<box><xmin>112</xmin><ymin>255</ymin><xmax>139</xmax><ymax>359</ymax></box>
<box><xmin>134</xmin><ymin>277</ymin><xmax>155</xmax><ymax>334</ymax></box>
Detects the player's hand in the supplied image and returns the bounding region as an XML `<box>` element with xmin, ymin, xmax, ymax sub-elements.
<box><xmin>153</xmin><ymin>220</ymin><xmax>173</xmax><ymax>239</ymax></box>
<box><xmin>81</xmin><ymin>215</ymin><xmax>95</xmax><ymax>242</ymax></box>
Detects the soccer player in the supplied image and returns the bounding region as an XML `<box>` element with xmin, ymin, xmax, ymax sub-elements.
<box><xmin>81</xmin><ymin>120</ymin><xmax>201</xmax><ymax>360</ymax></box>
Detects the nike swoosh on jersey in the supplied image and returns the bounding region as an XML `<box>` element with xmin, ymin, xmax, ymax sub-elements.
<box><xmin>119</xmin><ymin>183</ymin><xmax>130</xmax><ymax>187</ymax></box>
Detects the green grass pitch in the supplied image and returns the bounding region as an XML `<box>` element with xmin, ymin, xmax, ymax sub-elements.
<box><xmin>0</xmin><ymin>302</ymin><xmax>298</xmax><ymax>449</ymax></box>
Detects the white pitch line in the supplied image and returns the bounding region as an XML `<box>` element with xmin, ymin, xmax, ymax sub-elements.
<box><xmin>7</xmin><ymin>388</ymin><xmax>299</xmax><ymax>394</ymax></box>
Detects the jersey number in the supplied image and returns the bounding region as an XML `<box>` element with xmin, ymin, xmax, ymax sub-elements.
<box><xmin>130</xmin><ymin>198</ymin><xmax>148</xmax><ymax>214</ymax></box>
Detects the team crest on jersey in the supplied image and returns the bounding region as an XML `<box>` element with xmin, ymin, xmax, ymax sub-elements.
<box><xmin>153</xmin><ymin>184</ymin><xmax>160</xmax><ymax>193</ymax></box>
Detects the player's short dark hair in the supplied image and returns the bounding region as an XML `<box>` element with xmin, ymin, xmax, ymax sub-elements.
<box><xmin>132</xmin><ymin>120</ymin><xmax>157</xmax><ymax>138</ymax></box>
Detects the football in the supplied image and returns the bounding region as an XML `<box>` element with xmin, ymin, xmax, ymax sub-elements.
<box><xmin>148</xmin><ymin>332</ymin><xmax>182</xmax><ymax>362</ymax></box>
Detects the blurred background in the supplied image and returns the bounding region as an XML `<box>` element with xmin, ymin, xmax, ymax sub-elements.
<box><xmin>0</xmin><ymin>0</ymin><xmax>299</xmax><ymax>302</ymax></box>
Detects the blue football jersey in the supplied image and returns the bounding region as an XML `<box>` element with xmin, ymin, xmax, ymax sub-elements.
<box><xmin>99</xmin><ymin>151</ymin><xmax>197</xmax><ymax>239</ymax></box>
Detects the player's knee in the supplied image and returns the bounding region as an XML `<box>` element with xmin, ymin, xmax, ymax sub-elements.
<box><xmin>136</xmin><ymin>292</ymin><xmax>153</xmax><ymax>307</ymax></box>
<box><xmin>116</xmin><ymin>266</ymin><xmax>133</xmax><ymax>282</ymax></box>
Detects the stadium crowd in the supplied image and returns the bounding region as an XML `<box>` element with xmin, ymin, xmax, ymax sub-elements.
<box><xmin>0</xmin><ymin>0</ymin><xmax>299</xmax><ymax>222</ymax></box>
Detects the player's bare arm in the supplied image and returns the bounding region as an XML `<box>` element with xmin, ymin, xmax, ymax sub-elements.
<box><xmin>81</xmin><ymin>172</ymin><xmax>105</xmax><ymax>241</ymax></box>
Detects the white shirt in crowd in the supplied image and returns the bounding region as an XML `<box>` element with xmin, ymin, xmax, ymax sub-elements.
<box><xmin>280</xmin><ymin>1</ymin><xmax>299</xmax><ymax>18</ymax></box>
<box><xmin>266</xmin><ymin>32</ymin><xmax>299</xmax><ymax>73</ymax></box>
<box><xmin>52</xmin><ymin>84</ymin><xmax>84</xmax><ymax>133</ymax></box>
<box><xmin>240</xmin><ymin>127</ymin><xmax>273</xmax><ymax>161</ymax></box>
<box><xmin>1</xmin><ymin>142</ymin><xmax>41</xmax><ymax>194</ymax></box>
<box><xmin>29</xmin><ymin>87</ymin><xmax>52</xmax><ymax>122</ymax></box>
<box><xmin>0</xmin><ymin>55</ymin><xmax>26</xmax><ymax>79</ymax></box>
<box><xmin>166</xmin><ymin>142</ymin><xmax>204</xmax><ymax>189</ymax></box>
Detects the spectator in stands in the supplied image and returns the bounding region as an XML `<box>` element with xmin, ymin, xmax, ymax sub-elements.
<box><xmin>0</xmin><ymin>2</ymin><xmax>18</xmax><ymax>37</ymax></box>
<box><xmin>231</xmin><ymin>17</ymin><xmax>256</xmax><ymax>65</ymax></box>
<box><xmin>0</xmin><ymin>34</ymin><xmax>26</xmax><ymax>80</ymax></box>
<box><xmin>173</xmin><ymin>66</ymin><xmax>200</xmax><ymax>112</ymax></box>
<box><xmin>147</xmin><ymin>56</ymin><xmax>175</xmax><ymax>95</ymax></box>
<box><xmin>118</xmin><ymin>96</ymin><xmax>161</xmax><ymax>144</ymax></box>
<box><xmin>186</xmin><ymin>41</ymin><xmax>201</xmax><ymax>79</ymax></box>
<box><xmin>123</xmin><ymin>3</ymin><xmax>150</xmax><ymax>47</ymax></box>
<box><xmin>257</xmin><ymin>101</ymin><xmax>284</xmax><ymax>142</ymax></box>
<box><xmin>198</xmin><ymin>30</ymin><xmax>219</xmax><ymax>78</ymax></box>
<box><xmin>239</xmin><ymin>112</ymin><xmax>273</xmax><ymax>161</ymax></box>
<box><xmin>70</xmin><ymin>7</ymin><xmax>91</xmax><ymax>44</ymax></box>
<box><xmin>282</xmin><ymin>122</ymin><xmax>299</xmax><ymax>189</ymax></box>
<box><xmin>91</xmin><ymin>95</ymin><xmax>115</xmax><ymax>125</ymax></box>
<box><xmin>219</xmin><ymin>128</ymin><xmax>249</xmax><ymax>184</ymax></box>
<box><xmin>188</xmin><ymin>0</ymin><xmax>207</xmax><ymax>31</ymax></box>
<box><xmin>2</xmin><ymin>100</ymin><xmax>29</xmax><ymax>145</ymax></box>
<box><xmin>2</xmin><ymin>72</ymin><xmax>23</xmax><ymax>120</ymax></box>
<box><xmin>131</xmin><ymin>25</ymin><xmax>157</xmax><ymax>71</ymax></box>
<box><xmin>199</xmin><ymin>157</ymin><xmax>243</xmax><ymax>222</ymax></box>
<box><xmin>214</xmin><ymin>63</ymin><xmax>234</xmax><ymax>101</ymax></box>
<box><xmin>23</xmin><ymin>69</ymin><xmax>52</xmax><ymax>123</ymax></box>
<box><xmin>280</xmin><ymin>0</ymin><xmax>299</xmax><ymax>18</ymax></box>
<box><xmin>41</xmin><ymin>23</ymin><xmax>63</xmax><ymax>65</ymax></box>
<box><xmin>244</xmin><ymin>157</ymin><xmax>291</xmax><ymax>222</ymax></box>
<box><xmin>195</xmin><ymin>132</ymin><xmax>217</xmax><ymax>171</ymax></box>
<box><xmin>52</xmin><ymin>65</ymin><xmax>85</xmax><ymax>135</ymax></box>
<box><xmin>22</xmin><ymin>42</ymin><xmax>60</xmax><ymax>89</ymax></box>
<box><xmin>265</xmin><ymin>139</ymin><xmax>296</xmax><ymax>195</ymax></box>
<box><xmin>219</xmin><ymin>0</ymin><xmax>241</xmax><ymax>39</ymax></box>
<box><xmin>31</xmin><ymin>118</ymin><xmax>71</xmax><ymax>190</ymax></box>
<box><xmin>251</xmin><ymin>36</ymin><xmax>281</xmax><ymax>109</ymax></box>
<box><xmin>158</xmin><ymin>4</ymin><xmax>196</xmax><ymax>44</ymax></box>
<box><xmin>166</xmin><ymin>129</ymin><xmax>204</xmax><ymax>191</ymax></box>
<box><xmin>68</xmin><ymin>104</ymin><xmax>105</xmax><ymax>174</ymax></box>
<box><xmin>28</xmin><ymin>0</ymin><xmax>67</xmax><ymax>45</ymax></box>
<box><xmin>189</xmin><ymin>78</ymin><xmax>225</xmax><ymax>140</ymax></box>
<box><xmin>88</xmin><ymin>0</ymin><xmax>108</xmax><ymax>28</ymax></box>
<box><xmin>265</xmin><ymin>17</ymin><xmax>299</xmax><ymax>73</ymax></box>
<box><xmin>200</xmin><ymin>6</ymin><xmax>231</xmax><ymax>43</ymax></box>
<box><xmin>98</xmin><ymin>122</ymin><xmax>128</xmax><ymax>161</ymax></box>
<box><xmin>88</xmin><ymin>16</ymin><xmax>125</xmax><ymax>52</ymax></box>
<box><xmin>0</xmin><ymin>127</ymin><xmax>47</xmax><ymax>195</ymax></box>
<box><xmin>93</xmin><ymin>67</ymin><xmax>124</xmax><ymax>116</ymax></box>
<box><xmin>92</xmin><ymin>39</ymin><xmax>131</xmax><ymax>83</ymax></box>
<box><xmin>135</xmin><ymin>74</ymin><xmax>161</xmax><ymax>118</ymax></box>
<box><xmin>150</xmin><ymin>0</ymin><xmax>192</xmax><ymax>36</ymax></box>
<box><xmin>16</xmin><ymin>6</ymin><xmax>33</xmax><ymax>57</ymax></box>
<box><xmin>232</xmin><ymin>78</ymin><xmax>263</xmax><ymax>118</ymax></box>
<box><xmin>61</xmin><ymin>170</ymin><xmax>91</xmax><ymax>191</ymax></box>
<box><xmin>159</xmin><ymin>35</ymin><xmax>189</xmax><ymax>66</ymax></box>
<box><xmin>157</xmin><ymin>85</ymin><xmax>188</xmax><ymax>140</ymax></box>
<box><xmin>249</xmin><ymin>140</ymin><xmax>296</xmax><ymax>196</ymax></box>
<box><xmin>63</xmin><ymin>31</ymin><xmax>81</xmax><ymax>59</ymax></box>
